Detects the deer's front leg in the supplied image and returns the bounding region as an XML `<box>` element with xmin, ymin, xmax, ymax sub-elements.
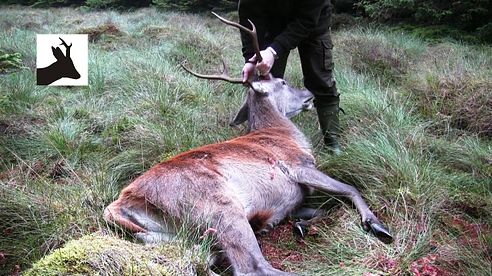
<box><xmin>292</xmin><ymin>166</ymin><xmax>393</xmax><ymax>244</ymax></box>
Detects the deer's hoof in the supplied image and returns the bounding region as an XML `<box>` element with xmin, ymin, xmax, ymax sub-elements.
<box><xmin>292</xmin><ymin>221</ymin><xmax>309</xmax><ymax>239</ymax></box>
<box><xmin>366</xmin><ymin>220</ymin><xmax>393</xmax><ymax>244</ymax></box>
<box><xmin>258</xmin><ymin>228</ymin><xmax>270</xmax><ymax>236</ymax></box>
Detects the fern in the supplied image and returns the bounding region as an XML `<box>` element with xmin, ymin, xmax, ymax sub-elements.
<box><xmin>0</xmin><ymin>50</ymin><xmax>24</xmax><ymax>73</ymax></box>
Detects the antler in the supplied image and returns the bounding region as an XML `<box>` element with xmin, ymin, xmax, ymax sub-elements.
<box><xmin>180</xmin><ymin>59</ymin><xmax>244</xmax><ymax>84</ymax></box>
<box><xmin>211</xmin><ymin>12</ymin><xmax>262</xmax><ymax>63</ymax></box>
<box><xmin>58</xmin><ymin>37</ymin><xmax>72</xmax><ymax>57</ymax></box>
<box><xmin>180</xmin><ymin>13</ymin><xmax>263</xmax><ymax>86</ymax></box>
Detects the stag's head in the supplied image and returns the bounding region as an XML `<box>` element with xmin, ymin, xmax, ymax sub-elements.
<box><xmin>252</xmin><ymin>77</ymin><xmax>313</xmax><ymax>117</ymax></box>
<box><xmin>181</xmin><ymin>13</ymin><xmax>314</xmax><ymax>127</ymax></box>
<box><xmin>53</xmin><ymin>37</ymin><xmax>80</xmax><ymax>79</ymax></box>
<box><xmin>229</xmin><ymin>76</ymin><xmax>313</xmax><ymax>126</ymax></box>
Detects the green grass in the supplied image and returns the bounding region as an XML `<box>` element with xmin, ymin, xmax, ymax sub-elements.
<box><xmin>1</xmin><ymin>6</ymin><xmax>491</xmax><ymax>276</ymax></box>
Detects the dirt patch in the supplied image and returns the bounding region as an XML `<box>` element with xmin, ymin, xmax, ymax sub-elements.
<box><xmin>257</xmin><ymin>220</ymin><xmax>325</xmax><ymax>272</ymax></box>
<box><xmin>425</xmin><ymin>213</ymin><xmax>492</xmax><ymax>275</ymax></box>
<box><xmin>0</xmin><ymin>117</ymin><xmax>45</xmax><ymax>135</ymax></box>
<box><xmin>78</xmin><ymin>23</ymin><xmax>125</xmax><ymax>43</ymax></box>
<box><xmin>410</xmin><ymin>253</ymin><xmax>449</xmax><ymax>276</ymax></box>
<box><xmin>258</xmin><ymin>221</ymin><xmax>304</xmax><ymax>270</ymax></box>
<box><xmin>48</xmin><ymin>160</ymin><xmax>69</xmax><ymax>180</ymax></box>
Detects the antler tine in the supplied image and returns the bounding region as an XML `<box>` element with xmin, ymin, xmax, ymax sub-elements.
<box><xmin>180</xmin><ymin>60</ymin><xmax>244</xmax><ymax>84</ymax></box>
<box><xmin>58</xmin><ymin>37</ymin><xmax>72</xmax><ymax>57</ymax></box>
<box><xmin>58</xmin><ymin>37</ymin><xmax>72</xmax><ymax>47</ymax></box>
<box><xmin>180</xmin><ymin>13</ymin><xmax>263</xmax><ymax>86</ymax></box>
<box><xmin>211</xmin><ymin>12</ymin><xmax>262</xmax><ymax>63</ymax></box>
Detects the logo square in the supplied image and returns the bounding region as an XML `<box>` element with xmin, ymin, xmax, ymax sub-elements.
<box><xmin>36</xmin><ymin>34</ymin><xmax>88</xmax><ymax>86</ymax></box>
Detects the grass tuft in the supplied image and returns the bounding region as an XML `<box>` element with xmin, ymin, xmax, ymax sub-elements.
<box><xmin>78</xmin><ymin>22</ymin><xmax>125</xmax><ymax>43</ymax></box>
<box><xmin>335</xmin><ymin>28</ymin><xmax>422</xmax><ymax>84</ymax></box>
<box><xmin>412</xmin><ymin>72</ymin><xmax>492</xmax><ymax>137</ymax></box>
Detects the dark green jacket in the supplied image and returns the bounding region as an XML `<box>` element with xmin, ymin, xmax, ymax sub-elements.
<box><xmin>238</xmin><ymin>0</ymin><xmax>333</xmax><ymax>61</ymax></box>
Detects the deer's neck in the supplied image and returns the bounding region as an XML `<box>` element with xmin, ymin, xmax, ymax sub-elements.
<box><xmin>247</xmin><ymin>96</ymin><xmax>289</xmax><ymax>131</ymax></box>
<box><xmin>247</xmin><ymin>96</ymin><xmax>311</xmax><ymax>151</ymax></box>
<box><xmin>37</xmin><ymin>63</ymin><xmax>62</xmax><ymax>85</ymax></box>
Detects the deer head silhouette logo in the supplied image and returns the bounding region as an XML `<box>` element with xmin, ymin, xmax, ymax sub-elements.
<box><xmin>36</xmin><ymin>37</ymin><xmax>80</xmax><ymax>85</ymax></box>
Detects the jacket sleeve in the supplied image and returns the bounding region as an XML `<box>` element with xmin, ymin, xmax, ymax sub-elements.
<box><xmin>270</xmin><ymin>0</ymin><xmax>326</xmax><ymax>57</ymax></box>
<box><xmin>238</xmin><ymin>0</ymin><xmax>267</xmax><ymax>62</ymax></box>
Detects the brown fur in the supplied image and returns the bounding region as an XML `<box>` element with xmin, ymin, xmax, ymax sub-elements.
<box><xmin>248</xmin><ymin>210</ymin><xmax>274</xmax><ymax>232</ymax></box>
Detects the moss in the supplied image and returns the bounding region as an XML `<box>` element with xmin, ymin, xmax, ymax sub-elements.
<box><xmin>25</xmin><ymin>233</ymin><xmax>208</xmax><ymax>276</ymax></box>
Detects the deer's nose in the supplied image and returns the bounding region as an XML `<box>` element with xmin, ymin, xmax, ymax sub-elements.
<box><xmin>302</xmin><ymin>97</ymin><xmax>314</xmax><ymax>110</ymax></box>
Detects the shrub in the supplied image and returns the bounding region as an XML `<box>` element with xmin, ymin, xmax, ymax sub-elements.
<box><xmin>357</xmin><ymin>0</ymin><xmax>492</xmax><ymax>41</ymax></box>
<box><xmin>334</xmin><ymin>0</ymin><xmax>358</xmax><ymax>14</ymax></box>
<box><xmin>2</xmin><ymin>0</ymin><xmax>238</xmax><ymax>11</ymax></box>
<box><xmin>476</xmin><ymin>23</ymin><xmax>492</xmax><ymax>43</ymax></box>
<box><xmin>84</xmin><ymin>0</ymin><xmax>151</xmax><ymax>9</ymax></box>
<box><xmin>358</xmin><ymin>0</ymin><xmax>416</xmax><ymax>21</ymax></box>
<box><xmin>152</xmin><ymin>0</ymin><xmax>236</xmax><ymax>12</ymax></box>
<box><xmin>2</xmin><ymin>0</ymin><xmax>85</xmax><ymax>6</ymax></box>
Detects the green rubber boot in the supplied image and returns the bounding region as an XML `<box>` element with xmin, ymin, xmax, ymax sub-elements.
<box><xmin>316</xmin><ymin>100</ymin><xmax>342</xmax><ymax>155</ymax></box>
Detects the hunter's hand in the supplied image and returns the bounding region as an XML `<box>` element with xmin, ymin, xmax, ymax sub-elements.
<box><xmin>242</xmin><ymin>61</ymin><xmax>256</xmax><ymax>84</ymax></box>
<box><xmin>256</xmin><ymin>48</ymin><xmax>275</xmax><ymax>76</ymax></box>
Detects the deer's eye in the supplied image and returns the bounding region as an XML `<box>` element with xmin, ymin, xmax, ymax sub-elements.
<box><xmin>281</xmin><ymin>80</ymin><xmax>286</xmax><ymax>85</ymax></box>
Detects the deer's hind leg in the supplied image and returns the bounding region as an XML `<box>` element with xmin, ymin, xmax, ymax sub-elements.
<box><xmin>293</xmin><ymin>166</ymin><xmax>393</xmax><ymax>244</ymax></box>
<box><xmin>104</xmin><ymin>196</ymin><xmax>177</xmax><ymax>244</ymax></box>
<box><xmin>290</xmin><ymin>207</ymin><xmax>326</xmax><ymax>220</ymax></box>
<box><xmin>290</xmin><ymin>208</ymin><xmax>327</xmax><ymax>238</ymax></box>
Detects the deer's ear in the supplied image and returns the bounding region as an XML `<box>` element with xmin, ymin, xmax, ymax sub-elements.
<box><xmin>51</xmin><ymin>47</ymin><xmax>65</xmax><ymax>60</ymax></box>
<box><xmin>230</xmin><ymin>100</ymin><xmax>248</xmax><ymax>126</ymax></box>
